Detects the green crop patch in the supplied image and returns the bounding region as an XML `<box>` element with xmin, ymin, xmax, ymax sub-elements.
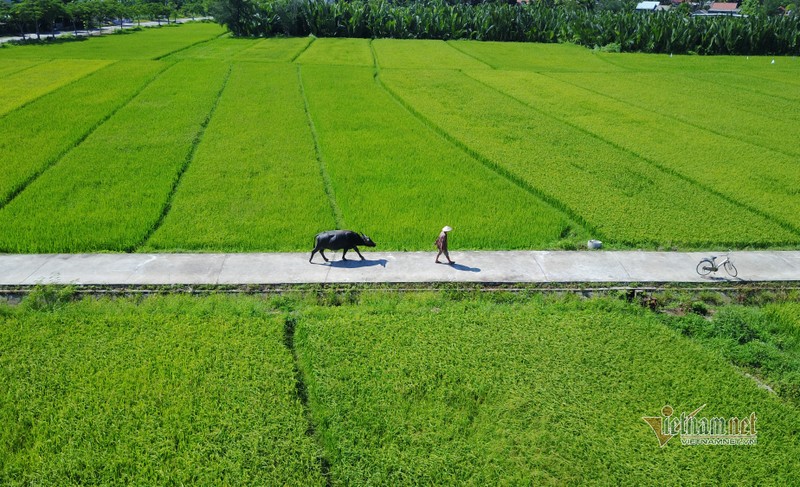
<box><xmin>0</xmin><ymin>22</ymin><xmax>225</xmax><ymax>60</ymax></box>
<box><xmin>300</xmin><ymin>65</ymin><xmax>583</xmax><ymax>250</ymax></box>
<box><xmin>0</xmin><ymin>60</ymin><xmax>228</xmax><ymax>253</ymax></box>
<box><xmin>0</xmin><ymin>32</ymin><xmax>798</xmax><ymax>252</ymax></box>
<box><xmin>467</xmin><ymin>69</ymin><xmax>800</xmax><ymax>240</ymax></box>
<box><xmin>295</xmin><ymin>295</ymin><xmax>800</xmax><ymax>484</ymax></box>
<box><xmin>0</xmin><ymin>59</ymin><xmax>45</xmax><ymax>77</ymax></box>
<box><xmin>372</xmin><ymin>39</ymin><xmax>489</xmax><ymax>70</ymax></box>
<box><xmin>0</xmin><ymin>295</ymin><xmax>325</xmax><ymax>485</ymax></box>
<box><xmin>380</xmin><ymin>68</ymin><xmax>797</xmax><ymax>247</ymax></box>
<box><xmin>596</xmin><ymin>52</ymin><xmax>800</xmax><ymax>74</ymax></box>
<box><xmin>0</xmin><ymin>59</ymin><xmax>111</xmax><ymax>116</ymax></box>
<box><xmin>547</xmin><ymin>71</ymin><xmax>800</xmax><ymax>160</ymax></box>
<box><xmin>234</xmin><ymin>37</ymin><xmax>313</xmax><ymax>62</ymax></box>
<box><xmin>295</xmin><ymin>38</ymin><xmax>374</xmax><ymax>66</ymax></box>
<box><xmin>0</xmin><ymin>61</ymin><xmax>164</xmax><ymax>207</ymax></box>
<box><xmin>448</xmin><ymin>40</ymin><xmax>621</xmax><ymax>72</ymax></box>
<box><xmin>163</xmin><ymin>35</ymin><xmax>261</xmax><ymax>61</ymax></box>
<box><xmin>145</xmin><ymin>62</ymin><xmax>335</xmax><ymax>251</ymax></box>
<box><xmin>674</xmin><ymin>71</ymin><xmax>800</xmax><ymax>119</ymax></box>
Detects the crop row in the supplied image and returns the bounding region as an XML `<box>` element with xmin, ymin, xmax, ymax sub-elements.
<box><xmin>379</xmin><ymin>68</ymin><xmax>796</xmax><ymax>246</ymax></box>
<box><xmin>294</xmin><ymin>295</ymin><xmax>800</xmax><ymax>484</ymax></box>
<box><xmin>0</xmin><ymin>59</ymin><xmax>111</xmax><ymax>117</ymax></box>
<box><xmin>0</xmin><ymin>61</ymin><xmax>165</xmax><ymax>207</ymax></box>
<box><xmin>0</xmin><ymin>59</ymin><xmax>44</xmax><ymax>78</ymax></box>
<box><xmin>295</xmin><ymin>37</ymin><xmax>373</xmax><ymax>66</ymax></box>
<box><xmin>0</xmin><ymin>22</ymin><xmax>224</xmax><ymax>60</ymax></box>
<box><xmin>447</xmin><ymin>39</ymin><xmax>619</xmax><ymax>72</ymax></box>
<box><xmin>166</xmin><ymin>36</ymin><xmax>314</xmax><ymax>62</ymax></box>
<box><xmin>547</xmin><ymin>71</ymin><xmax>800</xmax><ymax>160</ymax></box>
<box><xmin>465</xmin><ymin>69</ymin><xmax>800</xmax><ymax>237</ymax></box>
<box><xmin>0</xmin><ymin>296</ymin><xmax>324</xmax><ymax>485</ymax></box>
<box><xmin>682</xmin><ymin>71</ymin><xmax>800</xmax><ymax>106</ymax></box>
<box><xmin>0</xmin><ymin>60</ymin><xmax>228</xmax><ymax>253</ymax></box>
<box><xmin>371</xmin><ymin>38</ymin><xmax>489</xmax><ymax>70</ymax></box>
<box><xmin>299</xmin><ymin>64</ymin><xmax>582</xmax><ymax>249</ymax></box>
<box><xmin>144</xmin><ymin>62</ymin><xmax>335</xmax><ymax>251</ymax></box>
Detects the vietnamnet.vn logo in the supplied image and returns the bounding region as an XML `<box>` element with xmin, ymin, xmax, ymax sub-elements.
<box><xmin>642</xmin><ymin>404</ymin><xmax>757</xmax><ymax>447</ymax></box>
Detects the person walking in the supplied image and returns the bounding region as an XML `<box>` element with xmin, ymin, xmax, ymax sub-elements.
<box><xmin>435</xmin><ymin>226</ymin><xmax>455</xmax><ymax>264</ymax></box>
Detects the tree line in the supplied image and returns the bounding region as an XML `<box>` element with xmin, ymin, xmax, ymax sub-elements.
<box><xmin>210</xmin><ymin>0</ymin><xmax>799</xmax><ymax>55</ymax></box>
<box><xmin>0</xmin><ymin>0</ymin><xmax>209</xmax><ymax>39</ymax></box>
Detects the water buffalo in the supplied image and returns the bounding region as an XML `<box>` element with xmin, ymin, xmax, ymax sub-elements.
<box><xmin>310</xmin><ymin>230</ymin><xmax>376</xmax><ymax>263</ymax></box>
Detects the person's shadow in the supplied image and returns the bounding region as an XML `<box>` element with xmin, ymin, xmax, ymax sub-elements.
<box><xmin>328</xmin><ymin>259</ymin><xmax>388</xmax><ymax>269</ymax></box>
<box><xmin>449</xmin><ymin>263</ymin><xmax>480</xmax><ymax>273</ymax></box>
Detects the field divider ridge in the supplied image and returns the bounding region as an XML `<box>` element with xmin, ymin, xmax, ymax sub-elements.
<box><xmin>290</xmin><ymin>36</ymin><xmax>315</xmax><ymax>62</ymax></box>
<box><xmin>153</xmin><ymin>30</ymin><xmax>228</xmax><ymax>60</ymax></box>
<box><xmin>283</xmin><ymin>315</ymin><xmax>333</xmax><ymax>486</ymax></box>
<box><xmin>372</xmin><ymin>67</ymin><xmax>600</xmax><ymax>242</ymax></box>
<box><xmin>540</xmin><ymin>71</ymin><xmax>800</xmax><ymax>162</ymax></box>
<box><xmin>0</xmin><ymin>59</ymin><xmax>113</xmax><ymax>123</ymax></box>
<box><xmin>445</xmin><ymin>41</ymin><xmax>499</xmax><ymax>69</ymax></box>
<box><xmin>679</xmin><ymin>70</ymin><xmax>800</xmax><ymax>115</ymax></box>
<box><xmin>135</xmin><ymin>63</ymin><xmax>234</xmax><ymax>252</ymax></box>
<box><xmin>0</xmin><ymin>61</ymin><xmax>173</xmax><ymax>212</ymax></box>
<box><xmin>468</xmin><ymin>71</ymin><xmax>800</xmax><ymax>242</ymax></box>
<box><xmin>296</xmin><ymin>65</ymin><xmax>345</xmax><ymax>230</ymax></box>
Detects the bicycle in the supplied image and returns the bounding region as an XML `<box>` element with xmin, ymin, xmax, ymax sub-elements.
<box><xmin>696</xmin><ymin>253</ymin><xmax>738</xmax><ymax>277</ymax></box>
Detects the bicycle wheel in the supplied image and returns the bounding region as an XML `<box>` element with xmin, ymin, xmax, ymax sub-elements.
<box><xmin>696</xmin><ymin>259</ymin><xmax>713</xmax><ymax>276</ymax></box>
<box><xmin>724</xmin><ymin>261</ymin><xmax>738</xmax><ymax>278</ymax></box>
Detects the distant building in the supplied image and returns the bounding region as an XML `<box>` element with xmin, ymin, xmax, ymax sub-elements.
<box><xmin>707</xmin><ymin>2</ymin><xmax>740</xmax><ymax>14</ymax></box>
<box><xmin>636</xmin><ymin>1</ymin><xmax>660</xmax><ymax>10</ymax></box>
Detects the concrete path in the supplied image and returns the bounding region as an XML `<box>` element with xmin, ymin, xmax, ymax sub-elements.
<box><xmin>1</xmin><ymin>251</ymin><xmax>799</xmax><ymax>286</ymax></box>
<box><xmin>0</xmin><ymin>18</ymin><xmax>207</xmax><ymax>44</ymax></box>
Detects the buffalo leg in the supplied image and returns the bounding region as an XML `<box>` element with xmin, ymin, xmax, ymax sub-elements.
<box><xmin>353</xmin><ymin>247</ymin><xmax>365</xmax><ymax>260</ymax></box>
<box><xmin>341</xmin><ymin>248</ymin><xmax>348</xmax><ymax>261</ymax></box>
<box><xmin>320</xmin><ymin>249</ymin><xmax>329</xmax><ymax>262</ymax></box>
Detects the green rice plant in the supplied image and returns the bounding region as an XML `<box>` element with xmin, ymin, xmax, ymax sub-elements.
<box><xmin>144</xmin><ymin>62</ymin><xmax>335</xmax><ymax>251</ymax></box>
<box><xmin>681</xmin><ymin>71</ymin><xmax>800</xmax><ymax>113</ymax></box>
<box><xmin>372</xmin><ymin>38</ymin><xmax>490</xmax><ymax>70</ymax></box>
<box><xmin>0</xmin><ymin>58</ymin><xmax>44</xmax><ymax>77</ymax></box>
<box><xmin>467</xmin><ymin>69</ymin><xmax>800</xmax><ymax>239</ymax></box>
<box><xmin>234</xmin><ymin>37</ymin><xmax>314</xmax><ymax>62</ymax></box>
<box><xmin>379</xmin><ymin>68</ymin><xmax>797</xmax><ymax>247</ymax></box>
<box><xmin>0</xmin><ymin>22</ymin><xmax>225</xmax><ymax>60</ymax></box>
<box><xmin>299</xmin><ymin>64</ymin><xmax>584</xmax><ymax>250</ymax></box>
<box><xmin>0</xmin><ymin>61</ymin><xmax>165</xmax><ymax>207</ymax></box>
<box><xmin>0</xmin><ymin>59</ymin><xmax>112</xmax><ymax>116</ymax></box>
<box><xmin>295</xmin><ymin>293</ymin><xmax>800</xmax><ymax>484</ymax></box>
<box><xmin>547</xmin><ymin>71</ymin><xmax>800</xmax><ymax>160</ymax></box>
<box><xmin>162</xmin><ymin>35</ymin><xmax>261</xmax><ymax>61</ymax></box>
<box><xmin>596</xmin><ymin>51</ymin><xmax>800</xmax><ymax>74</ymax></box>
<box><xmin>0</xmin><ymin>295</ymin><xmax>325</xmax><ymax>485</ymax></box>
<box><xmin>0</xmin><ymin>60</ymin><xmax>229</xmax><ymax>253</ymax></box>
<box><xmin>295</xmin><ymin>37</ymin><xmax>374</xmax><ymax>66</ymax></box>
<box><xmin>447</xmin><ymin>39</ymin><xmax>619</xmax><ymax>72</ymax></box>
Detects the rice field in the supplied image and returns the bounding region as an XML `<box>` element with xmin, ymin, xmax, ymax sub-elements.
<box><xmin>1</xmin><ymin>24</ymin><xmax>799</xmax><ymax>252</ymax></box>
<box><xmin>2</xmin><ymin>291</ymin><xmax>799</xmax><ymax>484</ymax></box>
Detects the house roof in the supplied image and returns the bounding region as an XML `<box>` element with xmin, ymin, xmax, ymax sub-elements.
<box><xmin>708</xmin><ymin>2</ymin><xmax>739</xmax><ymax>11</ymax></box>
<box><xmin>636</xmin><ymin>1</ymin><xmax>660</xmax><ymax>10</ymax></box>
